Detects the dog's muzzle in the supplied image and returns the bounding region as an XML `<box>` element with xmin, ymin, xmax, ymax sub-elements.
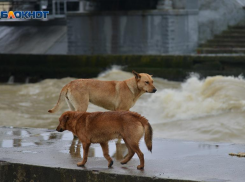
<box><xmin>152</xmin><ymin>88</ymin><xmax>157</xmax><ymax>93</ymax></box>
<box><xmin>56</xmin><ymin>128</ymin><xmax>64</xmax><ymax>132</ymax></box>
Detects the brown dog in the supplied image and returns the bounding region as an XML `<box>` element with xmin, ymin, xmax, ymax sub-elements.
<box><xmin>56</xmin><ymin>111</ymin><xmax>153</xmax><ymax>169</ymax></box>
<box><xmin>49</xmin><ymin>71</ymin><xmax>156</xmax><ymax>113</ymax></box>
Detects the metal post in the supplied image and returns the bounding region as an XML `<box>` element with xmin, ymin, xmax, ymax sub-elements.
<box><xmin>52</xmin><ymin>0</ymin><xmax>56</xmax><ymax>16</ymax></box>
<box><xmin>57</xmin><ymin>0</ymin><xmax>60</xmax><ymax>15</ymax></box>
<box><xmin>64</xmin><ymin>0</ymin><xmax>67</xmax><ymax>14</ymax></box>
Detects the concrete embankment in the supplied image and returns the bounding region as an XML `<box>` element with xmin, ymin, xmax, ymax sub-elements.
<box><xmin>0</xmin><ymin>126</ymin><xmax>245</xmax><ymax>182</ymax></box>
<box><xmin>0</xmin><ymin>19</ymin><xmax>67</xmax><ymax>55</ymax></box>
<box><xmin>1</xmin><ymin>54</ymin><xmax>245</xmax><ymax>83</ymax></box>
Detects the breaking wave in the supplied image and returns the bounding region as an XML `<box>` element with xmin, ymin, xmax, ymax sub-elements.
<box><xmin>136</xmin><ymin>74</ymin><xmax>245</xmax><ymax>124</ymax></box>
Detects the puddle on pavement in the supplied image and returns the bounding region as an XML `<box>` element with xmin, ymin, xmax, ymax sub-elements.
<box><xmin>0</xmin><ymin>128</ymin><xmax>35</xmax><ymax>148</ymax></box>
<box><xmin>1</xmin><ymin>139</ymin><xmax>36</xmax><ymax>148</ymax></box>
<box><xmin>1</xmin><ymin>129</ymin><xmax>31</xmax><ymax>137</ymax></box>
<box><xmin>0</xmin><ymin>129</ymin><xmax>92</xmax><ymax>149</ymax></box>
<box><xmin>0</xmin><ymin>128</ymin><xmax>74</xmax><ymax>148</ymax></box>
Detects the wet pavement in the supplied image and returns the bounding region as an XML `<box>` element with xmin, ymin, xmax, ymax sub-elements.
<box><xmin>0</xmin><ymin>127</ymin><xmax>245</xmax><ymax>182</ymax></box>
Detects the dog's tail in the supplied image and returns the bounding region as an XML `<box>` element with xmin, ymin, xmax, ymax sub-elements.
<box><xmin>144</xmin><ymin>122</ymin><xmax>153</xmax><ymax>152</ymax></box>
<box><xmin>48</xmin><ymin>86</ymin><xmax>67</xmax><ymax>113</ymax></box>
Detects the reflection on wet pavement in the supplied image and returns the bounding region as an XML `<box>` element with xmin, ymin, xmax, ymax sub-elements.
<box><xmin>69</xmin><ymin>138</ymin><xmax>82</xmax><ymax>158</ymax></box>
<box><xmin>0</xmin><ymin>127</ymin><xmax>129</xmax><ymax>161</ymax></box>
<box><xmin>1</xmin><ymin>139</ymin><xmax>35</xmax><ymax>148</ymax></box>
<box><xmin>0</xmin><ymin>127</ymin><xmax>63</xmax><ymax>148</ymax></box>
<box><xmin>66</xmin><ymin>138</ymin><xmax>128</xmax><ymax>161</ymax></box>
<box><xmin>112</xmin><ymin>143</ymin><xmax>128</xmax><ymax>160</ymax></box>
<box><xmin>1</xmin><ymin>129</ymin><xmax>34</xmax><ymax>148</ymax></box>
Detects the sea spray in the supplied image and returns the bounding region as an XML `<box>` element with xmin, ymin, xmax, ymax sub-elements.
<box><xmin>132</xmin><ymin>74</ymin><xmax>245</xmax><ymax>124</ymax></box>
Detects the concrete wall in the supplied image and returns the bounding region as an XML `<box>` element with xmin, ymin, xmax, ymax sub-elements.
<box><xmin>67</xmin><ymin>9</ymin><xmax>198</xmax><ymax>55</ymax></box>
<box><xmin>198</xmin><ymin>0</ymin><xmax>245</xmax><ymax>43</ymax></box>
<box><xmin>1</xmin><ymin>1</ymin><xmax>244</xmax><ymax>55</ymax></box>
<box><xmin>0</xmin><ymin>21</ymin><xmax>67</xmax><ymax>54</ymax></box>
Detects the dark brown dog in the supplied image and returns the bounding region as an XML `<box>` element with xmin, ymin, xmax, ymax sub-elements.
<box><xmin>56</xmin><ymin>111</ymin><xmax>153</xmax><ymax>169</ymax></box>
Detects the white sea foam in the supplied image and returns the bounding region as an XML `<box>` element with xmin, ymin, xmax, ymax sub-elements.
<box><xmin>132</xmin><ymin>74</ymin><xmax>245</xmax><ymax>124</ymax></box>
<box><xmin>98</xmin><ymin>65</ymin><xmax>127</xmax><ymax>79</ymax></box>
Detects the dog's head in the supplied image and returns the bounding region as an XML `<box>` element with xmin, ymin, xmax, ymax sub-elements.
<box><xmin>56</xmin><ymin>111</ymin><xmax>73</xmax><ymax>132</ymax></box>
<box><xmin>132</xmin><ymin>70</ymin><xmax>157</xmax><ymax>93</ymax></box>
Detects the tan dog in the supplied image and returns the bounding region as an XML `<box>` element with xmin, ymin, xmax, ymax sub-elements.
<box><xmin>56</xmin><ymin>111</ymin><xmax>153</xmax><ymax>169</ymax></box>
<box><xmin>49</xmin><ymin>71</ymin><xmax>156</xmax><ymax>113</ymax></box>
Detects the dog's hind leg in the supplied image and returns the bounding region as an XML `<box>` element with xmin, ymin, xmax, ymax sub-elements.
<box><xmin>77</xmin><ymin>142</ymin><xmax>91</xmax><ymax>167</ymax></box>
<box><xmin>120</xmin><ymin>140</ymin><xmax>135</xmax><ymax>165</ymax></box>
<box><xmin>100</xmin><ymin>142</ymin><xmax>113</xmax><ymax>168</ymax></box>
<box><xmin>128</xmin><ymin>142</ymin><xmax>144</xmax><ymax>170</ymax></box>
<box><xmin>66</xmin><ymin>97</ymin><xmax>79</xmax><ymax>139</ymax></box>
<box><xmin>68</xmin><ymin>92</ymin><xmax>89</xmax><ymax>112</ymax></box>
<box><xmin>65</xmin><ymin>97</ymin><xmax>75</xmax><ymax>111</ymax></box>
<box><xmin>116</xmin><ymin>137</ymin><xmax>122</xmax><ymax>144</ymax></box>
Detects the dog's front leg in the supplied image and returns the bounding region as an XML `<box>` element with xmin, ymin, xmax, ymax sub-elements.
<box><xmin>77</xmin><ymin>142</ymin><xmax>91</xmax><ymax>167</ymax></box>
<box><xmin>100</xmin><ymin>142</ymin><xmax>113</xmax><ymax>168</ymax></box>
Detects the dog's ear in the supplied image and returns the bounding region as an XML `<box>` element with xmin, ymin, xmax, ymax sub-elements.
<box><xmin>64</xmin><ymin>113</ymin><xmax>69</xmax><ymax>122</ymax></box>
<box><xmin>132</xmin><ymin>70</ymin><xmax>141</xmax><ymax>80</ymax></box>
<box><xmin>60</xmin><ymin>112</ymin><xmax>70</xmax><ymax>123</ymax></box>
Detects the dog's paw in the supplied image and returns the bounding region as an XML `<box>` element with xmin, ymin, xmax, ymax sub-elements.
<box><xmin>137</xmin><ymin>165</ymin><xmax>144</xmax><ymax>170</ymax></box>
<box><xmin>77</xmin><ymin>162</ymin><xmax>85</xmax><ymax>167</ymax></box>
<box><xmin>120</xmin><ymin>161</ymin><xmax>127</xmax><ymax>165</ymax></box>
<box><xmin>108</xmin><ymin>160</ymin><xmax>114</xmax><ymax>168</ymax></box>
